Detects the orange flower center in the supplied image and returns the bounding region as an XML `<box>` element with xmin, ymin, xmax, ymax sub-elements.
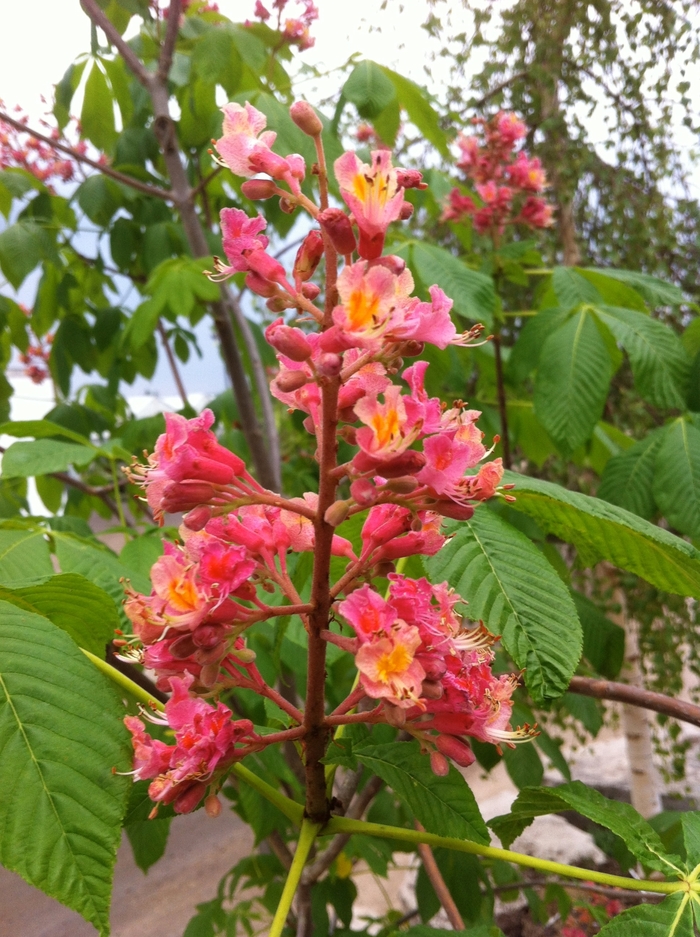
<box><xmin>375</xmin><ymin>643</ymin><xmax>413</xmax><ymax>684</ymax></box>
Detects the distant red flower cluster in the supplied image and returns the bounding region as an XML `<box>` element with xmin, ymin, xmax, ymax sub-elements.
<box><xmin>443</xmin><ymin>112</ymin><xmax>554</xmax><ymax>236</ymax></box>
<box><xmin>0</xmin><ymin>103</ymin><xmax>79</xmax><ymax>190</ymax></box>
<box><xmin>252</xmin><ymin>0</ymin><xmax>319</xmax><ymax>51</ymax></box>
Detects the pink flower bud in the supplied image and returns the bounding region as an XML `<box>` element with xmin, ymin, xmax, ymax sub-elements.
<box><xmin>173</xmin><ymin>781</ymin><xmax>208</xmax><ymax>814</ymax></box>
<box><xmin>317</xmin><ymin>207</ymin><xmax>357</xmax><ymax>255</ymax></box>
<box><xmin>161</xmin><ymin>480</ymin><xmax>217</xmax><ymax>513</ymax></box>
<box><xmin>302</xmin><ymin>282</ymin><xmax>321</xmax><ymax>300</ymax></box>
<box><xmin>265</xmin><ymin>318</ymin><xmax>313</xmax><ymax>361</ymax></box>
<box><xmin>316</xmin><ymin>352</ymin><xmax>343</xmax><ymax>376</ymax></box>
<box><xmin>435</xmin><ymin>734</ymin><xmax>475</xmax><ymax>768</ymax></box>
<box><xmin>430</xmin><ymin>750</ymin><xmax>450</xmax><ymax>776</ymax></box>
<box><xmin>204</xmin><ymin>793</ymin><xmax>222</xmax><ymax>817</ymax></box>
<box><xmin>293</xmin><ymin>230</ymin><xmax>324</xmax><ymax>282</ymax></box>
<box><xmin>353</xmin><ymin>450</ymin><xmax>426</xmax><ymax>478</ymax></box>
<box><xmin>432</xmin><ymin>501</ymin><xmax>475</xmax><ymax>521</ymax></box>
<box><xmin>245</xmin><ymin>272</ymin><xmax>278</xmax><ymax>297</ymax></box>
<box><xmin>385</xmin><ymin>476</ymin><xmax>419</xmax><ymax>494</ymax></box>
<box><xmin>396</xmin><ymin>168</ymin><xmax>428</xmax><ymax>190</ymax></box>
<box><xmin>370</xmin><ymin>254</ymin><xmax>406</xmax><ymax>275</ymax></box>
<box><xmin>246</xmin><ymin>249</ymin><xmax>289</xmax><ymax>286</ymax></box>
<box><xmin>275</xmin><ymin>369</ymin><xmax>309</xmax><ymax>392</ymax></box>
<box><xmin>399</xmin><ymin>201</ymin><xmax>414</xmax><ymax>220</ymax></box>
<box><xmin>241</xmin><ymin>179</ymin><xmax>278</xmax><ymax>200</ymax></box>
<box><xmin>183</xmin><ymin>505</ymin><xmax>213</xmax><ymax>530</ymax></box>
<box><xmin>289</xmin><ymin>101</ymin><xmax>323</xmax><ymax>137</ymax></box>
<box><xmin>267</xmin><ymin>296</ymin><xmax>292</xmax><ymax>312</ymax></box>
<box><xmin>420</xmin><ymin>679</ymin><xmax>444</xmax><ymax>700</ymax></box>
<box><xmin>350</xmin><ymin>478</ymin><xmax>376</xmax><ymax>506</ymax></box>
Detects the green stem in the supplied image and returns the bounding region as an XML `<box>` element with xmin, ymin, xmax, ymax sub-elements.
<box><xmin>83</xmin><ymin>647</ymin><xmax>306</xmax><ymax>824</ymax></box>
<box><xmin>232</xmin><ymin>763</ymin><xmax>304</xmax><ymax>825</ymax></box>
<box><xmin>81</xmin><ymin>649</ymin><xmax>165</xmax><ymax>711</ymax></box>
<box><xmin>322</xmin><ymin>817</ymin><xmax>689</xmax><ymax>896</ymax></box>
<box><xmin>268</xmin><ymin>819</ymin><xmax>321</xmax><ymax>937</ymax></box>
<box><xmin>110</xmin><ymin>459</ymin><xmax>128</xmax><ymax>530</ymax></box>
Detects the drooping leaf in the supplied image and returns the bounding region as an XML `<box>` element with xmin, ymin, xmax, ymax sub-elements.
<box><xmin>583</xmin><ymin>268</ymin><xmax>684</xmax><ymax>308</ymax></box>
<box><xmin>534</xmin><ymin>309</ymin><xmax>616</xmax><ymax>454</ymax></box>
<box><xmin>353</xmin><ymin>740</ymin><xmax>489</xmax><ymax>844</ymax></box>
<box><xmin>489</xmin><ymin>781</ymin><xmax>681</xmax><ymax>874</ymax></box>
<box><xmin>0</xmin><ymin>603</ymin><xmax>131</xmax><ymax>935</ymax></box>
<box><xmin>125</xmin><ymin>818</ymin><xmax>172</xmax><ymax>874</ymax></box>
<box><xmin>598</xmin><ymin>428</ymin><xmax>668</xmax><ymax>520</ymax></box>
<box><xmin>1</xmin><ymin>439</ymin><xmax>97</xmax><ymax>478</ymax></box>
<box><xmin>503</xmin><ymin>470</ymin><xmax>700</xmax><ymax>598</ymax></box>
<box><xmin>596</xmin><ymin>894</ymin><xmax>694</xmax><ymax>937</ymax></box>
<box><xmin>80</xmin><ymin>61</ymin><xmax>117</xmax><ymax>152</ymax></box>
<box><xmin>0</xmin><ymin>220</ymin><xmax>50</xmax><ymax>288</ymax></box>
<box><xmin>0</xmin><ymin>574</ymin><xmax>118</xmax><ymax>657</ymax></box>
<box><xmin>343</xmin><ymin>60</ymin><xmax>397</xmax><ymax>119</ymax></box>
<box><xmin>426</xmin><ymin>508</ymin><xmax>582</xmax><ymax>701</ymax></box>
<box><xmin>593</xmin><ymin>305</ymin><xmax>690</xmax><ymax>409</ymax></box>
<box><xmin>653</xmin><ymin>418</ymin><xmax>700</xmax><ymax>539</ymax></box>
<box><xmin>379</xmin><ymin>66</ymin><xmax>450</xmax><ymax>157</ymax></box>
<box><xmin>0</xmin><ymin>419</ymin><xmax>94</xmax><ymax>446</ymax></box>
<box><xmin>507</xmin><ymin>307</ymin><xmax>570</xmax><ymax>383</ymax></box>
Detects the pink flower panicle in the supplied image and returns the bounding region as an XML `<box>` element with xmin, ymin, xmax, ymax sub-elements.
<box><xmin>251</xmin><ymin>0</ymin><xmax>318</xmax><ymax>50</ymax></box>
<box><xmin>125</xmin><ymin>98</ymin><xmax>531</xmax><ymax>804</ymax></box>
<box><xmin>443</xmin><ymin>111</ymin><xmax>554</xmax><ymax>235</ymax></box>
<box><xmin>0</xmin><ymin>102</ymin><xmax>81</xmax><ymax>191</ymax></box>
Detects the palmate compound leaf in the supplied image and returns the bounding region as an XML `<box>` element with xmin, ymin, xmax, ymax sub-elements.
<box><xmin>596</xmin><ymin>893</ymin><xmax>696</xmax><ymax>937</ymax></box>
<box><xmin>353</xmin><ymin>740</ymin><xmax>489</xmax><ymax>844</ymax></box>
<box><xmin>502</xmin><ymin>471</ymin><xmax>700</xmax><ymax>598</ymax></box>
<box><xmin>425</xmin><ymin>507</ymin><xmax>582</xmax><ymax>702</ymax></box>
<box><xmin>597</xmin><ymin>427</ymin><xmax>668</xmax><ymax>521</ymax></box>
<box><xmin>0</xmin><ymin>601</ymin><xmax>131</xmax><ymax>935</ymax></box>
<box><xmin>489</xmin><ymin>781</ymin><xmax>682</xmax><ymax>874</ymax></box>
<box><xmin>653</xmin><ymin>418</ymin><xmax>700</xmax><ymax>540</ymax></box>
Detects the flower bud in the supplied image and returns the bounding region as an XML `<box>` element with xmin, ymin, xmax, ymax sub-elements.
<box><xmin>435</xmin><ymin>734</ymin><xmax>475</xmax><ymax>768</ymax></box>
<box><xmin>373</xmin><ymin>560</ymin><xmax>396</xmax><ymax>577</ymax></box>
<box><xmin>232</xmin><ymin>646</ymin><xmax>257</xmax><ymax>664</ymax></box>
<box><xmin>384</xmin><ymin>704</ymin><xmax>406</xmax><ymax>727</ymax></box>
<box><xmin>396</xmin><ymin>168</ymin><xmax>428</xmax><ymax>190</ymax></box>
<box><xmin>339</xmin><ymin>425</ymin><xmax>357</xmax><ymax>445</ymax></box>
<box><xmin>204</xmin><ymin>793</ymin><xmax>223</xmax><ymax>817</ymax></box>
<box><xmin>241</xmin><ymin>179</ymin><xmax>277</xmax><ymax>200</ymax></box>
<box><xmin>293</xmin><ymin>230</ymin><xmax>324</xmax><ymax>282</ymax></box>
<box><xmin>402</xmin><ymin>340</ymin><xmax>424</xmax><ymax>357</ymax></box>
<box><xmin>173</xmin><ymin>781</ymin><xmax>208</xmax><ymax>814</ymax></box>
<box><xmin>370</xmin><ymin>254</ymin><xmax>406</xmax><ymax>275</ymax></box>
<box><xmin>245</xmin><ymin>271</ymin><xmax>278</xmax><ymax>297</ymax></box>
<box><xmin>200</xmin><ymin>662</ymin><xmax>221</xmax><ymax>687</ymax></box>
<box><xmin>317</xmin><ymin>207</ymin><xmax>357</xmax><ymax>254</ymax></box>
<box><xmin>354</xmin><ymin>450</ymin><xmax>426</xmax><ymax>478</ymax></box>
<box><xmin>279</xmin><ymin>196</ymin><xmax>296</xmax><ymax>214</ymax></box>
<box><xmin>162</xmin><ymin>480</ymin><xmax>217</xmax><ymax>513</ymax></box>
<box><xmin>266</xmin><ymin>296</ymin><xmax>292</xmax><ymax>312</ymax></box>
<box><xmin>302</xmin><ymin>282</ymin><xmax>321</xmax><ymax>300</ymax></box>
<box><xmin>399</xmin><ymin>200</ymin><xmax>414</xmax><ymax>220</ymax></box>
<box><xmin>289</xmin><ymin>101</ymin><xmax>323</xmax><ymax>136</ymax></box>
<box><xmin>430</xmin><ymin>751</ymin><xmax>450</xmax><ymax>777</ymax></box>
<box><xmin>432</xmin><ymin>501</ymin><xmax>475</xmax><ymax>521</ymax></box>
<box><xmin>183</xmin><ymin>505</ymin><xmax>213</xmax><ymax>531</ymax></box>
<box><xmin>275</xmin><ymin>369</ymin><xmax>309</xmax><ymax>392</ymax></box>
<box><xmin>324</xmin><ymin>499</ymin><xmax>350</xmax><ymax>527</ymax></box>
<box><xmin>265</xmin><ymin>318</ymin><xmax>313</xmax><ymax>361</ymax></box>
<box><xmin>420</xmin><ymin>679</ymin><xmax>444</xmax><ymax>700</ymax></box>
<box><xmin>384</xmin><ymin>476</ymin><xmax>419</xmax><ymax>494</ymax></box>
<box><xmin>246</xmin><ymin>249</ymin><xmax>289</xmax><ymax>286</ymax></box>
<box><xmin>316</xmin><ymin>352</ymin><xmax>342</xmax><ymax>376</ymax></box>
<box><xmin>350</xmin><ymin>478</ymin><xmax>377</xmax><ymax>506</ymax></box>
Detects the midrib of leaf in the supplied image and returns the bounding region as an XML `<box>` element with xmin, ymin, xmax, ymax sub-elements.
<box><xmin>465</xmin><ymin>520</ymin><xmax>545</xmax><ymax>688</ymax></box>
<box><xmin>670</xmin><ymin>893</ymin><xmax>691</xmax><ymax>936</ymax></box>
<box><xmin>566</xmin><ymin>309</ymin><xmax>588</xmax><ymax>414</ymax></box>
<box><xmin>0</xmin><ymin>668</ymin><xmax>102</xmax><ymax>924</ymax></box>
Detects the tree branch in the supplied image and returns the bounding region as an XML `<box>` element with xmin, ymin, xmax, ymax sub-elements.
<box><xmin>158</xmin><ymin>0</ymin><xmax>182</xmax><ymax>84</ymax></box>
<box><xmin>156</xmin><ymin>320</ymin><xmax>189</xmax><ymax>410</ymax></box>
<box><xmin>0</xmin><ymin>110</ymin><xmax>173</xmax><ymax>202</ymax></box>
<box><xmin>80</xmin><ymin>0</ymin><xmax>153</xmax><ymax>88</ymax></box>
<box><xmin>568</xmin><ymin>675</ymin><xmax>700</xmax><ymax>729</ymax></box>
<box><xmin>415</xmin><ymin>820</ymin><xmax>465</xmax><ymax>931</ymax></box>
<box><xmin>469</xmin><ymin>71</ymin><xmax>530</xmax><ymax>111</ymax></box>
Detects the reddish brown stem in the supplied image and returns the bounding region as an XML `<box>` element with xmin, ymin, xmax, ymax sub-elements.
<box><xmin>568</xmin><ymin>676</ymin><xmax>700</xmax><ymax>729</ymax></box>
<box><xmin>414</xmin><ymin>821</ymin><xmax>466</xmax><ymax>930</ymax></box>
<box><xmin>156</xmin><ymin>320</ymin><xmax>189</xmax><ymax>410</ymax></box>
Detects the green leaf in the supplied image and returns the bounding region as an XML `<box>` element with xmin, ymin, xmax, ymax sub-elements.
<box><xmin>379</xmin><ymin>66</ymin><xmax>450</xmax><ymax>157</ymax></box>
<box><xmin>598</xmin><ymin>428</ymin><xmax>668</xmax><ymax>520</ymax></box>
<box><xmin>353</xmin><ymin>740</ymin><xmax>489</xmax><ymax>844</ymax></box>
<box><xmin>120</xmin><ymin>534</ymin><xmax>163</xmax><ymax>579</ymax></box>
<box><xmin>593</xmin><ymin>305</ymin><xmax>690</xmax><ymax>409</ymax></box>
<box><xmin>123</xmin><ymin>299</ymin><xmax>162</xmax><ymax>351</ymax></box>
<box><xmin>343</xmin><ymin>60</ymin><xmax>397</xmax><ymax>119</ymax></box>
<box><xmin>583</xmin><ymin>268</ymin><xmax>684</xmax><ymax>308</ymax></box>
<box><xmin>682</xmin><ymin>318</ymin><xmax>700</xmax><ymax>358</ymax></box>
<box><xmin>0</xmin><ymin>527</ymin><xmax>54</xmax><ymax>584</ymax></box>
<box><xmin>401</xmin><ymin>241</ymin><xmax>495</xmax><ymax>326</ymax></box>
<box><xmin>403</xmin><ymin>927</ymin><xmax>505</xmax><ymax>937</ymax></box>
<box><xmin>425</xmin><ymin>508</ymin><xmax>582</xmax><ymax>701</ymax></box>
<box><xmin>489</xmin><ymin>781</ymin><xmax>681</xmax><ymax>874</ymax></box>
<box><xmin>76</xmin><ymin>175</ymin><xmax>123</xmax><ymax>227</ymax></box>
<box><xmin>551</xmin><ymin>267</ymin><xmax>602</xmax><ymax>309</ymax></box>
<box><xmin>1</xmin><ymin>439</ymin><xmax>97</xmax><ymax>478</ymax></box>
<box><xmin>81</xmin><ymin>62</ymin><xmax>117</xmax><ymax>152</ymax></box>
<box><xmin>653</xmin><ymin>418</ymin><xmax>700</xmax><ymax>539</ymax></box>
<box><xmin>53</xmin><ymin>532</ymin><xmax>149</xmax><ymax>614</ymax></box>
<box><xmin>597</xmin><ymin>894</ymin><xmax>694</xmax><ymax>937</ymax></box>
<box><xmin>507</xmin><ymin>307</ymin><xmax>570</xmax><ymax>383</ymax></box>
<box><xmin>681</xmin><ymin>812</ymin><xmax>700</xmax><ymax>864</ymax></box>
<box><xmin>0</xmin><ymin>419</ymin><xmax>94</xmax><ymax>446</ymax></box>
<box><xmin>125</xmin><ymin>818</ymin><xmax>172</xmax><ymax>874</ymax></box>
<box><xmin>534</xmin><ymin>309</ymin><xmax>616</xmax><ymax>454</ymax></box>
<box><xmin>503</xmin><ymin>470</ymin><xmax>700</xmax><ymax>598</ymax></box>
<box><xmin>576</xmin><ymin>269</ymin><xmax>647</xmax><ymax>311</ymax></box>
<box><xmin>573</xmin><ymin>591</ymin><xmax>625</xmax><ymax>679</ymax></box>
<box><xmin>0</xmin><ymin>221</ymin><xmax>49</xmax><ymax>288</ymax></box>
<box><xmin>0</xmin><ymin>574</ymin><xmax>118</xmax><ymax>657</ymax></box>
<box><xmin>0</xmin><ymin>602</ymin><xmax>131</xmax><ymax>935</ymax></box>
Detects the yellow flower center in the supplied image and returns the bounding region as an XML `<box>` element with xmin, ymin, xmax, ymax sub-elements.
<box><xmin>371</xmin><ymin>408</ymin><xmax>400</xmax><ymax>449</ymax></box>
<box><xmin>166</xmin><ymin>576</ymin><xmax>200</xmax><ymax>612</ymax></box>
<box><xmin>347</xmin><ymin>287</ymin><xmax>381</xmax><ymax>330</ymax></box>
<box><xmin>375</xmin><ymin>643</ymin><xmax>413</xmax><ymax>684</ymax></box>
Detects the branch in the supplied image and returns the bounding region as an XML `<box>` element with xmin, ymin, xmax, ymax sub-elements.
<box><xmin>0</xmin><ymin>110</ymin><xmax>173</xmax><ymax>202</ymax></box>
<box><xmin>568</xmin><ymin>676</ymin><xmax>700</xmax><ymax>729</ymax></box>
<box><xmin>469</xmin><ymin>71</ymin><xmax>530</xmax><ymax>111</ymax></box>
<box><xmin>158</xmin><ymin>0</ymin><xmax>181</xmax><ymax>84</ymax></box>
<box><xmin>189</xmin><ymin>165</ymin><xmax>223</xmax><ymax>201</ymax></box>
<box><xmin>156</xmin><ymin>320</ymin><xmax>189</xmax><ymax>410</ymax></box>
<box><xmin>80</xmin><ymin>0</ymin><xmax>153</xmax><ymax>88</ymax></box>
<box><xmin>415</xmin><ymin>820</ymin><xmax>465</xmax><ymax>930</ymax></box>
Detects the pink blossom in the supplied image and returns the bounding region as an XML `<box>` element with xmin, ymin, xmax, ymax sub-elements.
<box><xmin>518</xmin><ymin>196</ymin><xmax>555</xmax><ymax>228</ymax></box>
<box><xmin>356</xmin><ymin>622</ymin><xmax>425</xmax><ymax>707</ymax></box>
<box><xmin>220</xmin><ymin>208</ymin><xmax>269</xmax><ymax>274</ymax></box>
<box><xmin>334</xmin><ymin>150</ymin><xmax>406</xmax><ymax>259</ymax></box>
<box><xmin>507</xmin><ymin>152</ymin><xmax>547</xmax><ymax>192</ymax></box>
